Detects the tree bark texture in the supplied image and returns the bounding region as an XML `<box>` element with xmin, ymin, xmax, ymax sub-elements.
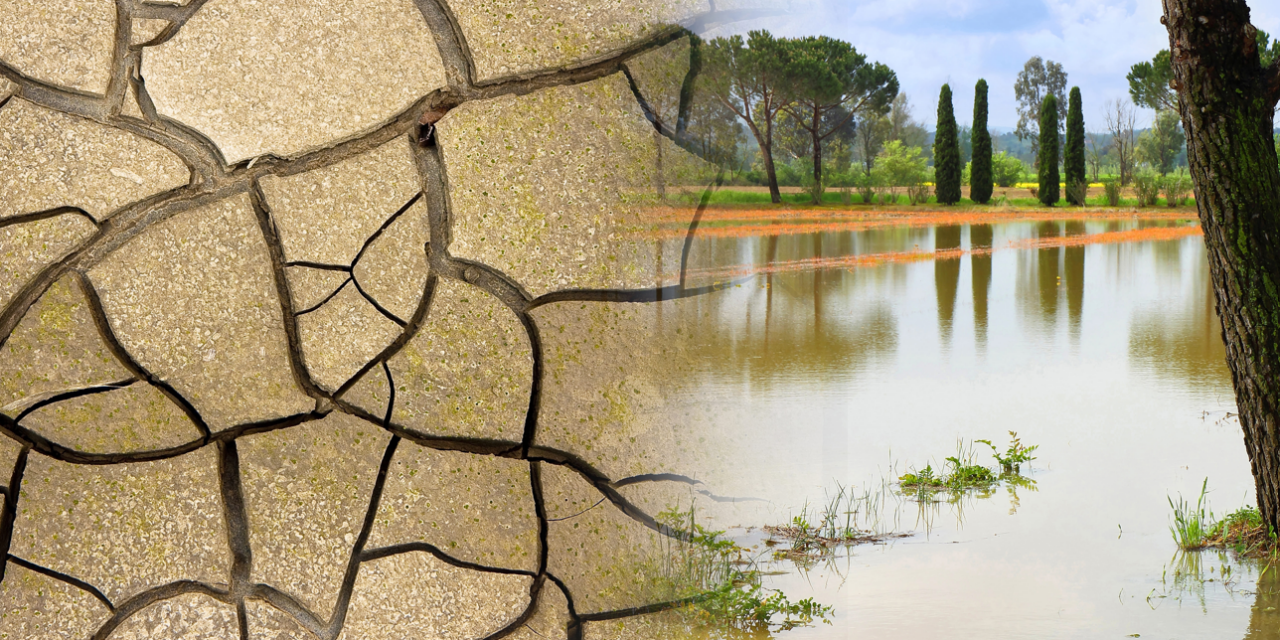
<box><xmin>761</xmin><ymin>115</ymin><xmax>782</xmax><ymax>203</ymax></box>
<box><xmin>1162</xmin><ymin>0</ymin><xmax>1280</xmax><ymax>529</ymax></box>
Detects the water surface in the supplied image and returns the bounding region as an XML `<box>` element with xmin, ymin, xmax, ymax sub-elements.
<box><xmin>671</xmin><ymin>214</ymin><xmax>1270</xmax><ymax>639</ymax></box>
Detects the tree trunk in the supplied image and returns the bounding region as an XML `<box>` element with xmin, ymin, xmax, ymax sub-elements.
<box><xmin>762</xmin><ymin>115</ymin><xmax>782</xmax><ymax>203</ymax></box>
<box><xmin>811</xmin><ymin>106</ymin><xmax>824</xmax><ymax>205</ymax></box>
<box><xmin>1163</xmin><ymin>0</ymin><xmax>1280</xmax><ymax>530</ymax></box>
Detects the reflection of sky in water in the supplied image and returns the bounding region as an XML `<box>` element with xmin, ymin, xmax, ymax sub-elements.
<box><xmin>667</xmin><ymin>222</ymin><xmax>1262</xmax><ymax>639</ymax></box>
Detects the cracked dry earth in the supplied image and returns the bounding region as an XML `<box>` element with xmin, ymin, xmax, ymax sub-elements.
<box><xmin>0</xmin><ymin>0</ymin><xmax>769</xmax><ymax>638</ymax></box>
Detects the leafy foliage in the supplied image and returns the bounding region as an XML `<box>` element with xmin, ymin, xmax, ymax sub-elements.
<box><xmin>874</xmin><ymin>140</ymin><xmax>929</xmax><ymax>188</ymax></box>
<box><xmin>976</xmin><ymin>431</ymin><xmax>1039</xmax><ymax>474</ymax></box>
<box><xmin>1137</xmin><ymin>109</ymin><xmax>1186</xmax><ymax>175</ymax></box>
<box><xmin>1133</xmin><ymin>171</ymin><xmax>1162</xmax><ymax>206</ymax></box>
<box><xmin>970</xmin><ymin>79</ymin><xmax>994</xmax><ymax>204</ymax></box>
<box><xmin>899</xmin><ymin>440</ymin><xmax>1010</xmax><ymax>493</ymax></box>
<box><xmin>992</xmin><ymin>151</ymin><xmax>1026</xmax><ymax>187</ymax></box>
<box><xmin>777</xmin><ymin>35</ymin><xmax>897</xmax><ymax>203</ymax></box>
<box><xmin>1102</xmin><ymin>179</ymin><xmax>1122</xmax><ymax>206</ymax></box>
<box><xmin>1014</xmin><ymin>56</ymin><xmax>1067</xmax><ymax>155</ymax></box>
<box><xmin>1127</xmin><ymin>49</ymin><xmax>1176</xmax><ymax>113</ymax></box>
<box><xmin>700</xmin><ymin>31</ymin><xmax>794</xmax><ymax>202</ymax></box>
<box><xmin>1037</xmin><ymin>94</ymin><xmax>1060</xmax><ymax>206</ymax></box>
<box><xmin>1164</xmin><ymin>171</ymin><xmax>1192</xmax><ymax>206</ymax></box>
<box><xmin>933</xmin><ymin>84</ymin><xmax>962</xmax><ymax>204</ymax></box>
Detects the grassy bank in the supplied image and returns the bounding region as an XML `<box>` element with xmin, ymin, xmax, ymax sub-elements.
<box><xmin>671</xmin><ymin>186</ymin><xmax>1197</xmax><ymax>210</ymax></box>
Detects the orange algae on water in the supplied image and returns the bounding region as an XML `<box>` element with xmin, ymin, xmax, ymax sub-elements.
<box><xmin>636</xmin><ymin>207</ymin><xmax>1198</xmax><ymax>241</ymax></box>
<box><xmin>680</xmin><ymin>225</ymin><xmax>1203</xmax><ymax>279</ymax></box>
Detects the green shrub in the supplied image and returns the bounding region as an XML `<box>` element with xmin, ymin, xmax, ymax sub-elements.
<box><xmin>875</xmin><ymin>140</ymin><xmax>930</xmax><ymax>189</ymax></box>
<box><xmin>1164</xmin><ymin>171</ymin><xmax>1191</xmax><ymax>206</ymax></box>
<box><xmin>1065</xmin><ymin>180</ymin><xmax>1088</xmax><ymax>207</ymax></box>
<box><xmin>977</xmin><ymin>431</ymin><xmax>1039</xmax><ymax>473</ymax></box>
<box><xmin>1133</xmin><ymin>171</ymin><xmax>1161</xmax><ymax>206</ymax></box>
<box><xmin>992</xmin><ymin>151</ymin><xmax>1024</xmax><ymax>187</ymax></box>
<box><xmin>1103</xmin><ymin>180</ymin><xmax>1121</xmax><ymax>206</ymax></box>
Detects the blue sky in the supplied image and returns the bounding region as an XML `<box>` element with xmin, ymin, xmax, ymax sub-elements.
<box><xmin>708</xmin><ymin>0</ymin><xmax>1280</xmax><ymax>131</ymax></box>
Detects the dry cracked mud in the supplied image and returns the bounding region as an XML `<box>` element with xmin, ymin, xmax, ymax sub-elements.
<box><xmin>0</xmin><ymin>1</ymin><xmax>775</xmax><ymax>638</ymax></box>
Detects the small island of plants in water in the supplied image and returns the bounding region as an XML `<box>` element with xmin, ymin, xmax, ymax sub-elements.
<box><xmin>647</xmin><ymin>433</ymin><xmax>1044</xmax><ymax>636</ymax></box>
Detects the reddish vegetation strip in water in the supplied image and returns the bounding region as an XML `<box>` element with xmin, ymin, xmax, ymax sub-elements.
<box><xmin>682</xmin><ymin>225</ymin><xmax>1204</xmax><ymax>279</ymax></box>
<box><xmin>638</xmin><ymin>208</ymin><xmax>1197</xmax><ymax>240</ymax></box>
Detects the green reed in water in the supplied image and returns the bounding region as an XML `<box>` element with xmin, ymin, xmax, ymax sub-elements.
<box><xmin>1168</xmin><ymin>478</ymin><xmax>1214</xmax><ymax>551</ymax></box>
<box><xmin>654</xmin><ymin>504</ymin><xmax>833</xmax><ymax>634</ymax></box>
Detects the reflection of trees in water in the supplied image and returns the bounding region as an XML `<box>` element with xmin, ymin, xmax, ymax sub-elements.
<box><xmin>934</xmin><ymin>225</ymin><xmax>961</xmax><ymax>346</ymax></box>
<box><xmin>1065</xmin><ymin>221</ymin><xmax>1086</xmax><ymax>342</ymax></box>
<box><xmin>1038</xmin><ymin>221</ymin><xmax>1061</xmax><ymax>322</ymax></box>
<box><xmin>680</xmin><ymin>233</ymin><xmax>900</xmax><ymax>387</ymax></box>
<box><xmin>971</xmin><ymin>224</ymin><xmax>993</xmax><ymax>351</ymax></box>
<box><xmin>1016</xmin><ymin>221</ymin><xmax>1085</xmax><ymax>334</ymax></box>
<box><xmin>1248</xmin><ymin>564</ymin><xmax>1280</xmax><ymax>639</ymax></box>
<box><xmin>1127</xmin><ymin>240</ymin><xmax>1231</xmax><ymax>393</ymax></box>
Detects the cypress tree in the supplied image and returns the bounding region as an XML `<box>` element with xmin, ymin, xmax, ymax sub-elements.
<box><xmin>1064</xmin><ymin>86</ymin><xmax>1086</xmax><ymax>205</ymax></box>
<box><xmin>934</xmin><ymin>84</ymin><xmax>961</xmax><ymax>205</ymax></box>
<box><xmin>1038</xmin><ymin>94</ymin><xmax>1060</xmax><ymax>206</ymax></box>
<box><xmin>970</xmin><ymin>79</ymin><xmax>993</xmax><ymax>204</ymax></box>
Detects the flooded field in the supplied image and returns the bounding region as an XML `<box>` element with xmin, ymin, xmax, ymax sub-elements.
<box><xmin>663</xmin><ymin>209</ymin><xmax>1271</xmax><ymax>639</ymax></box>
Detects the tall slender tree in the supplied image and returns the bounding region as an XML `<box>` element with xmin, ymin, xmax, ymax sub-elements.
<box><xmin>934</xmin><ymin>84</ymin><xmax>961</xmax><ymax>204</ymax></box>
<box><xmin>1161</xmin><ymin>0</ymin><xmax>1280</xmax><ymax>531</ymax></box>
<box><xmin>1037</xmin><ymin>94</ymin><xmax>1060</xmax><ymax>206</ymax></box>
<box><xmin>1065</xmin><ymin>87</ymin><xmax>1086</xmax><ymax>205</ymax></box>
<box><xmin>702</xmin><ymin>31</ymin><xmax>792</xmax><ymax>203</ymax></box>
<box><xmin>970</xmin><ymin>79</ymin><xmax>994</xmax><ymax>204</ymax></box>
<box><xmin>778</xmin><ymin>36</ymin><xmax>898</xmax><ymax>203</ymax></box>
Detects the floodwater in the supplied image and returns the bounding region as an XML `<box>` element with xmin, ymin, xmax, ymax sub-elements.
<box><xmin>670</xmin><ymin>212</ymin><xmax>1277</xmax><ymax>639</ymax></box>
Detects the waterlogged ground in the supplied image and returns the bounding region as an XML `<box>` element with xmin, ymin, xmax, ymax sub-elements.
<box><xmin>659</xmin><ymin>205</ymin><xmax>1274</xmax><ymax>639</ymax></box>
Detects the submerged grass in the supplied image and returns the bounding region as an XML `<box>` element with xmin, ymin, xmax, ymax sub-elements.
<box><xmin>1167</xmin><ymin>479</ymin><xmax>1280</xmax><ymax>561</ymax></box>
<box><xmin>766</xmin><ymin>436</ymin><xmax>1042</xmax><ymax>563</ymax></box>
<box><xmin>654</xmin><ymin>504</ymin><xmax>833</xmax><ymax>634</ymax></box>
<box><xmin>763</xmin><ymin>480</ymin><xmax>908</xmax><ymax>562</ymax></box>
<box><xmin>1169</xmin><ymin>478</ymin><xmax>1214</xmax><ymax>550</ymax></box>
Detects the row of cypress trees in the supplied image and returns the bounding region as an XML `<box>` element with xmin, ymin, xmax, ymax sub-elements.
<box><xmin>932</xmin><ymin>81</ymin><xmax>1087</xmax><ymax>207</ymax></box>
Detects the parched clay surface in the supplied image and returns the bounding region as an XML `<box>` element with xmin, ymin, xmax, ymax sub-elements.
<box><xmin>0</xmin><ymin>0</ymin><xmax>749</xmax><ymax>637</ymax></box>
<box><xmin>0</xmin><ymin>99</ymin><xmax>189</xmax><ymax>222</ymax></box>
<box><xmin>0</xmin><ymin>275</ymin><xmax>131</xmax><ymax>415</ymax></box>
<box><xmin>239</xmin><ymin>414</ymin><xmax>391</xmax><ymax>618</ymax></box>
<box><xmin>11</xmin><ymin>448</ymin><xmax>229</xmax><ymax>604</ymax></box>
<box><xmin>88</xmin><ymin>193</ymin><xmax>313</xmax><ymax>431</ymax></box>
<box><xmin>368</xmin><ymin>444</ymin><xmax>539</xmax><ymax>572</ymax></box>
<box><xmin>448</xmin><ymin>0</ymin><xmax>707</xmax><ymax>82</ymax></box>
<box><xmin>441</xmin><ymin>74</ymin><xmax>681</xmax><ymax>296</ymax></box>
<box><xmin>387</xmin><ymin>278</ymin><xmax>532</xmax><ymax>440</ymax></box>
<box><xmin>144</xmin><ymin>0</ymin><xmax>447</xmax><ymax>163</ymax></box>
<box><xmin>0</xmin><ymin>0</ymin><xmax>116</xmax><ymax>95</ymax></box>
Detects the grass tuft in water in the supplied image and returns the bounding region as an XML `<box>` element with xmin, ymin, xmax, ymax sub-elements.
<box><xmin>1168</xmin><ymin>478</ymin><xmax>1214</xmax><ymax>551</ymax></box>
<box><xmin>655</xmin><ymin>504</ymin><xmax>834</xmax><ymax>633</ymax></box>
<box><xmin>764</xmin><ymin>479</ymin><xmax>907</xmax><ymax>561</ymax></box>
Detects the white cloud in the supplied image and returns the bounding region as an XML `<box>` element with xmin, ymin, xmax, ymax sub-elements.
<box><xmin>699</xmin><ymin>0</ymin><xmax>1279</xmax><ymax>131</ymax></box>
